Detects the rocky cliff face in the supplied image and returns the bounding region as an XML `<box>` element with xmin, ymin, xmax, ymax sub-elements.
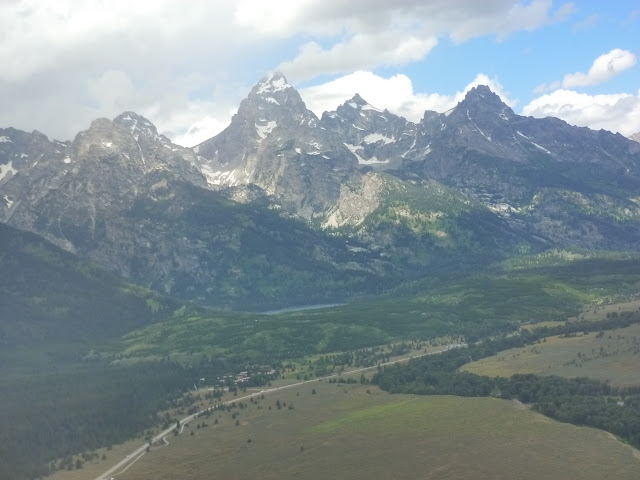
<box><xmin>1</xmin><ymin>114</ymin><xmax>206</xmax><ymax>253</ymax></box>
<box><xmin>194</xmin><ymin>73</ymin><xmax>362</xmax><ymax>220</ymax></box>
<box><xmin>320</xmin><ymin>94</ymin><xmax>416</xmax><ymax>171</ymax></box>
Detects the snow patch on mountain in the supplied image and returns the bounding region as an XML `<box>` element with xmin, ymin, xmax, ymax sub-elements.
<box><xmin>467</xmin><ymin>110</ymin><xmax>491</xmax><ymax>141</ymax></box>
<box><xmin>359</xmin><ymin>157</ymin><xmax>389</xmax><ymax>165</ymax></box>
<box><xmin>0</xmin><ymin>161</ymin><xmax>18</xmax><ymax>181</ymax></box>
<box><xmin>256</xmin><ymin>74</ymin><xmax>292</xmax><ymax>94</ymax></box>
<box><xmin>344</xmin><ymin>143</ymin><xmax>365</xmax><ymax>163</ymax></box>
<box><xmin>363</xmin><ymin>133</ymin><xmax>395</xmax><ymax>145</ymax></box>
<box><xmin>344</xmin><ymin>143</ymin><xmax>389</xmax><ymax>165</ymax></box>
<box><xmin>256</xmin><ymin>121</ymin><xmax>277</xmax><ymax>140</ymax></box>
<box><xmin>531</xmin><ymin>142</ymin><xmax>551</xmax><ymax>154</ymax></box>
<box><xmin>0</xmin><ymin>136</ymin><xmax>12</xmax><ymax>143</ymax></box>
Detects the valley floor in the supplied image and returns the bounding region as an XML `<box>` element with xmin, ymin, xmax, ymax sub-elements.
<box><xmin>48</xmin><ymin>376</ymin><xmax>640</xmax><ymax>480</ymax></box>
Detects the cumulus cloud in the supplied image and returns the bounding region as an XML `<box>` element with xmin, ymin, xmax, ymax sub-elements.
<box><xmin>0</xmin><ymin>0</ymin><xmax>576</xmax><ymax>143</ymax></box>
<box><xmin>263</xmin><ymin>0</ymin><xmax>575</xmax><ymax>81</ymax></box>
<box><xmin>536</xmin><ymin>49</ymin><xmax>638</xmax><ymax>93</ymax></box>
<box><xmin>235</xmin><ymin>0</ymin><xmax>573</xmax><ymax>41</ymax></box>
<box><xmin>563</xmin><ymin>49</ymin><xmax>637</xmax><ymax>88</ymax></box>
<box><xmin>0</xmin><ymin>0</ymin><xmax>251</xmax><ymax>140</ymax></box>
<box><xmin>170</xmin><ymin>111</ymin><xmax>237</xmax><ymax>148</ymax></box>
<box><xmin>278</xmin><ymin>34</ymin><xmax>438</xmax><ymax>82</ymax></box>
<box><xmin>299</xmin><ymin>71</ymin><xmax>515</xmax><ymax>122</ymax></box>
<box><xmin>522</xmin><ymin>89</ymin><xmax>640</xmax><ymax>136</ymax></box>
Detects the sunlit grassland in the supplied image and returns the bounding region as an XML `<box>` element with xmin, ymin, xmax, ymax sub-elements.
<box><xmin>462</xmin><ymin>323</ymin><xmax>640</xmax><ymax>388</ymax></box>
<box><xmin>110</xmin><ymin>383</ymin><xmax>640</xmax><ymax>480</ymax></box>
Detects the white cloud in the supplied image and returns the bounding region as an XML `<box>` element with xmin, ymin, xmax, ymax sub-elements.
<box><xmin>259</xmin><ymin>0</ymin><xmax>575</xmax><ymax>81</ymax></box>
<box><xmin>170</xmin><ymin>112</ymin><xmax>236</xmax><ymax>148</ymax></box>
<box><xmin>522</xmin><ymin>89</ymin><xmax>640</xmax><ymax>136</ymax></box>
<box><xmin>0</xmin><ymin>0</ymin><xmax>576</xmax><ymax>143</ymax></box>
<box><xmin>562</xmin><ymin>49</ymin><xmax>637</xmax><ymax>88</ymax></box>
<box><xmin>533</xmin><ymin>80</ymin><xmax>561</xmax><ymax>94</ymax></box>
<box><xmin>235</xmin><ymin>0</ymin><xmax>574</xmax><ymax>41</ymax></box>
<box><xmin>87</xmin><ymin>70</ymin><xmax>137</xmax><ymax>113</ymax></box>
<box><xmin>300</xmin><ymin>71</ymin><xmax>515</xmax><ymax>122</ymax></box>
<box><xmin>534</xmin><ymin>49</ymin><xmax>638</xmax><ymax>94</ymax></box>
<box><xmin>278</xmin><ymin>33</ymin><xmax>438</xmax><ymax>82</ymax></box>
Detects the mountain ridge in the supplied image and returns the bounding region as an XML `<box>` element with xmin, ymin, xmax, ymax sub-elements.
<box><xmin>2</xmin><ymin>72</ymin><xmax>640</xmax><ymax>308</ymax></box>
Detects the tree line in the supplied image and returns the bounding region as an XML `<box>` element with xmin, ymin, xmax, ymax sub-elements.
<box><xmin>373</xmin><ymin>309</ymin><xmax>640</xmax><ymax>449</ymax></box>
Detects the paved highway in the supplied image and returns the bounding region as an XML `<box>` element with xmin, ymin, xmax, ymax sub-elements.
<box><xmin>94</xmin><ymin>345</ymin><xmax>451</xmax><ymax>480</ymax></box>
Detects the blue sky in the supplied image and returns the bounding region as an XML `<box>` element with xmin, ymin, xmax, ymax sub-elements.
<box><xmin>0</xmin><ymin>1</ymin><xmax>638</xmax><ymax>146</ymax></box>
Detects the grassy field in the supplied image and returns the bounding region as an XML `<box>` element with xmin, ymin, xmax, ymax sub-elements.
<box><xmin>462</xmin><ymin>323</ymin><xmax>640</xmax><ymax>387</ymax></box>
<box><xmin>72</xmin><ymin>382</ymin><xmax>640</xmax><ymax>480</ymax></box>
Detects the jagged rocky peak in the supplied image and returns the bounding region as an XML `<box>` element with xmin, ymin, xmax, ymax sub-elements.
<box><xmin>70</xmin><ymin>118</ymin><xmax>123</xmax><ymax>156</ymax></box>
<box><xmin>246</xmin><ymin>72</ymin><xmax>309</xmax><ymax>111</ymax></box>
<box><xmin>345</xmin><ymin>93</ymin><xmax>375</xmax><ymax>109</ymax></box>
<box><xmin>232</xmin><ymin>70</ymin><xmax>316</xmax><ymax>127</ymax></box>
<box><xmin>322</xmin><ymin>94</ymin><xmax>380</xmax><ymax>123</ymax></box>
<box><xmin>75</xmin><ymin>116</ymin><xmax>151</xmax><ymax>150</ymax></box>
<box><xmin>0</xmin><ymin>127</ymin><xmax>65</xmax><ymax>179</ymax></box>
<box><xmin>422</xmin><ymin>110</ymin><xmax>442</xmax><ymax>122</ymax></box>
<box><xmin>113</xmin><ymin>111</ymin><xmax>160</xmax><ymax>139</ymax></box>
<box><xmin>456</xmin><ymin>85</ymin><xmax>514</xmax><ymax>120</ymax></box>
<box><xmin>463</xmin><ymin>85</ymin><xmax>502</xmax><ymax>103</ymax></box>
<box><xmin>320</xmin><ymin>93</ymin><xmax>417</xmax><ymax>171</ymax></box>
<box><xmin>252</xmin><ymin>71</ymin><xmax>293</xmax><ymax>96</ymax></box>
<box><xmin>333</xmin><ymin>93</ymin><xmax>382</xmax><ymax>115</ymax></box>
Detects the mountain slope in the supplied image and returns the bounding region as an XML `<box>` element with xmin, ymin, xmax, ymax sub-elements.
<box><xmin>320</xmin><ymin>94</ymin><xmax>416</xmax><ymax>170</ymax></box>
<box><xmin>0</xmin><ymin>222</ymin><xmax>191</xmax><ymax>349</ymax></box>
<box><xmin>318</xmin><ymin>85</ymin><xmax>640</xmax><ymax>250</ymax></box>
<box><xmin>0</xmin><ymin>113</ymin><xmax>391</xmax><ymax>309</ymax></box>
<box><xmin>195</xmin><ymin>72</ymin><xmax>362</xmax><ymax>219</ymax></box>
<box><xmin>323</xmin><ymin>171</ymin><xmax>536</xmax><ymax>270</ymax></box>
<box><xmin>119</xmin><ymin>171</ymin><xmax>388</xmax><ymax>308</ymax></box>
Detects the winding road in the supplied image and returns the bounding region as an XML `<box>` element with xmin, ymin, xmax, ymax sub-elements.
<box><xmin>94</xmin><ymin>344</ymin><xmax>453</xmax><ymax>480</ymax></box>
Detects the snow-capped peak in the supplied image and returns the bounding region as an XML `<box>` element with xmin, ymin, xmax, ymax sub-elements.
<box><xmin>255</xmin><ymin>72</ymin><xmax>292</xmax><ymax>95</ymax></box>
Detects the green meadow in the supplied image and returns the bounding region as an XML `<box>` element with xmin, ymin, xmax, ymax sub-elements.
<box><xmin>462</xmin><ymin>322</ymin><xmax>640</xmax><ymax>388</ymax></box>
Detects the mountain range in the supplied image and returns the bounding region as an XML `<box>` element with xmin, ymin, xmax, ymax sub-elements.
<box><xmin>1</xmin><ymin>72</ymin><xmax>639</xmax><ymax>309</ymax></box>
